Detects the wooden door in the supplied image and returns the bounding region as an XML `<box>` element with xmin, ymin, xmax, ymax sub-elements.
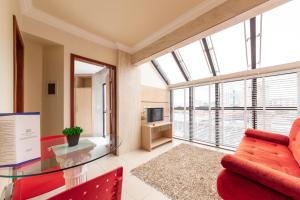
<box><xmin>13</xmin><ymin>16</ymin><xmax>24</xmax><ymax>112</ymax></box>
<box><xmin>108</xmin><ymin>68</ymin><xmax>116</xmax><ymax>147</ymax></box>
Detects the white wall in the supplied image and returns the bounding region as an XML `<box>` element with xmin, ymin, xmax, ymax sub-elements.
<box><xmin>92</xmin><ymin>68</ymin><xmax>109</xmax><ymax>137</ymax></box>
<box><xmin>0</xmin><ymin>0</ymin><xmax>20</xmax><ymax>112</ymax></box>
<box><xmin>21</xmin><ymin>16</ymin><xmax>117</xmax><ymax>129</ymax></box>
<box><xmin>0</xmin><ymin>0</ymin><xmax>20</xmax><ymax>193</ymax></box>
<box><xmin>140</xmin><ymin>62</ymin><xmax>167</xmax><ymax>89</ymax></box>
<box><xmin>24</xmin><ymin>38</ymin><xmax>43</xmax><ymax>112</ymax></box>
<box><xmin>42</xmin><ymin>45</ymin><xmax>64</xmax><ymax>137</ymax></box>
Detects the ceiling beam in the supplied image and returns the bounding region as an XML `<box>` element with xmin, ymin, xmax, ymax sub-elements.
<box><xmin>131</xmin><ymin>0</ymin><xmax>276</xmax><ymax>65</ymax></box>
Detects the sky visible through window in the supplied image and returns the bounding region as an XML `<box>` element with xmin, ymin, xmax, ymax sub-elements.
<box><xmin>156</xmin><ymin>53</ymin><xmax>185</xmax><ymax>84</ymax></box>
<box><xmin>259</xmin><ymin>0</ymin><xmax>300</xmax><ymax>67</ymax></box>
<box><xmin>168</xmin><ymin>1</ymin><xmax>299</xmax><ymax>148</ymax></box>
<box><xmin>177</xmin><ymin>41</ymin><xmax>212</xmax><ymax>80</ymax></box>
<box><xmin>152</xmin><ymin>1</ymin><xmax>299</xmax><ymax>85</ymax></box>
<box><xmin>210</xmin><ymin>22</ymin><xmax>247</xmax><ymax>75</ymax></box>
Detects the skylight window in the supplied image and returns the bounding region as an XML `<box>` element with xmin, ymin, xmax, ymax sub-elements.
<box><xmin>259</xmin><ymin>0</ymin><xmax>300</xmax><ymax>68</ymax></box>
<box><xmin>152</xmin><ymin>1</ymin><xmax>300</xmax><ymax>84</ymax></box>
<box><xmin>177</xmin><ymin>41</ymin><xmax>212</xmax><ymax>80</ymax></box>
<box><xmin>210</xmin><ymin>22</ymin><xmax>247</xmax><ymax>75</ymax></box>
<box><xmin>155</xmin><ymin>53</ymin><xmax>186</xmax><ymax>84</ymax></box>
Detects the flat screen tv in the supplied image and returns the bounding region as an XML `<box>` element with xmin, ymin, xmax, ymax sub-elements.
<box><xmin>147</xmin><ymin>108</ymin><xmax>163</xmax><ymax>123</ymax></box>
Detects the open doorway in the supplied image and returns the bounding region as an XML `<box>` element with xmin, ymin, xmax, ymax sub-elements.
<box><xmin>70</xmin><ymin>54</ymin><xmax>116</xmax><ymax>147</ymax></box>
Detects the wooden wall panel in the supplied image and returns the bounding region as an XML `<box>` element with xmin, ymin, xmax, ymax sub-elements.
<box><xmin>141</xmin><ymin>86</ymin><xmax>170</xmax><ymax>125</ymax></box>
<box><xmin>117</xmin><ymin>51</ymin><xmax>141</xmax><ymax>154</ymax></box>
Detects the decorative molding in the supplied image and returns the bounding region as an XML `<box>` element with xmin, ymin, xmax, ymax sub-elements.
<box><xmin>19</xmin><ymin>0</ymin><xmax>133</xmax><ymax>53</ymax></box>
<box><xmin>19</xmin><ymin>0</ymin><xmax>223</xmax><ymax>55</ymax></box>
<box><xmin>19</xmin><ymin>0</ymin><xmax>32</xmax><ymax>13</ymax></box>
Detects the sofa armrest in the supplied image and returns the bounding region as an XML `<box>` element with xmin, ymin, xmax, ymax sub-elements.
<box><xmin>245</xmin><ymin>128</ymin><xmax>289</xmax><ymax>146</ymax></box>
<box><xmin>221</xmin><ymin>154</ymin><xmax>300</xmax><ymax>199</ymax></box>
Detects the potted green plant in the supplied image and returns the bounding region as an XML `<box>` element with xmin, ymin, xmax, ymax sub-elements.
<box><xmin>62</xmin><ymin>126</ymin><xmax>83</xmax><ymax>147</ymax></box>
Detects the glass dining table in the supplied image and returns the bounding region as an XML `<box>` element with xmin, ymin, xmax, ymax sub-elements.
<box><xmin>0</xmin><ymin>136</ymin><xmax>121</xmax><ymax>199</ymax></box>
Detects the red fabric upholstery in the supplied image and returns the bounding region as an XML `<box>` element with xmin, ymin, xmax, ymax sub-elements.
<box><xmin>245</xmin><ymin>128</ymin><xmax>289</xmax><ymax>146</ymax></box>
<box><xmin>41</xmin><ymin>135</ymin><xmax>66</xmax><ymax>160</ymax></box>
<box><xmin>221</xmin><ymin>154</ymin><xmax>300</xmax><ymax>199</ymax></box>
<box><xmin>236</xmin><ymin>136</ymin><xmax>300</xmax><ymax>177</ymax></box>
<box><xmin>12</xmin><ymin>169</ymin><xmax>65</xmax><ymax>200</ymax></box>
<box><xmin>41</xmin><ymin>135</ymin><xmax>65</xmax><ymax>142</ymax></box>
<box><xmin>12</xmin><ymin>135</ymin><xmax>66</xmax><ymax>200</ymax></box>
<box><xmin>288</xmin><ymin>118</ymin><xmax>300</xmax><ymax>166</ymax></box>
<box><xmin>217</xmin><ymin>169</ymin><xmax>290</xmax><ymax>200</ymax></box>
<box><xmin>48</xmin><ymin>167</ymin><xmax>123</xmax><ymax>200</ymax></box>
<box><xmin>217</xmin><ymin>118</ymin><xmax>300</xmax><ymax>200</ymax></box>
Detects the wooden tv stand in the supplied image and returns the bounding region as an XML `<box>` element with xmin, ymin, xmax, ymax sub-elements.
<box><xmin>142</xmin><ymin>122</ymin><xmax>172</xmax><ymax>151</ymax></box>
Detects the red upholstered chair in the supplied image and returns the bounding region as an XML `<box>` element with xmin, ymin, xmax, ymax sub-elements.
<box><xmin>217</xmin><ymin>118</ymin><xmax>300</xmax><ymax>200</ymax></box>
<box><xmin>48</xmin><ymin>167</ymin><xmax>123</xmax><ymax>200</ymax></box>
<box><xmin>12</xmin><ymin>135</ymin><xmax>66</xmax><ymax>200</ymax></box>
<box><xmin>41</xmin><ymin>135</ymin><xmax>66</xmax><ymax>160</ymax></box>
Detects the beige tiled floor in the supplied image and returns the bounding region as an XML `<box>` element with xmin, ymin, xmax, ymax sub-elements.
<box><xmin>32</xmin><ymin>139</ymin><xmax>230</xmax><ymax>200</ymax></box>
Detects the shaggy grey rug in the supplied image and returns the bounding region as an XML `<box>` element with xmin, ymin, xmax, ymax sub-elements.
<box><xmin>131</xmin><ymin>144</ymin><xmax>224</xmax><ymax>200</ymax></box>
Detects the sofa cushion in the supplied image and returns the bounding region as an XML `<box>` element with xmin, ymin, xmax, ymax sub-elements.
<box><xmin>236</xmin><ymin>136</ymin><xmax>300</xmax><ymax>177</ymax></box>
<box><xmin>217</xmin><ymin>169</ymin><xmax>290</xmax><ymax>200</ymax></box>
<box><xmin>289</xmin><ymin>118</ymin><xmax>300</xmax><ymax>166</ymax></box>
<box><xmin>245</xmin><ymin>128</ymin><xmax>289</xmax><ymax>146</ymax></box>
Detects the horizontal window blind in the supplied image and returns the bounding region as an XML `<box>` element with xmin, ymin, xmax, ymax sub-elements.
<box><xmin>258</xmin><ymin>73</ymin><xmax>298</xmax><ymax>135</ymax></box>
<box><xmin>193</xmin><ymin>85</ymin><xmax>216</xmax><ymax>144</ymax></box>
<box><xmin>172</xmin><ymin>72</ymin><xmax>299</xmax><ymax>149</ymax></box>
<box><xmin>173</xmin><ymin>88</ymin><xmax>189</xmax><ymax>140</ymax></box>
<box><xmin>220</xmin><ymin>80</ymin><xmax>245</xmax><ymax>148</ymax></box>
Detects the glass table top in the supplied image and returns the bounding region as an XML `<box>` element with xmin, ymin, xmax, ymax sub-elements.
<box><xmin>0</xmin><ymin>136</ymin><xmax>121</xmax><ymax>178</ymax></box>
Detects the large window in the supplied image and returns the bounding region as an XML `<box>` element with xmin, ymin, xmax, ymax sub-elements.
<box><xmin>259</xmin><ymin>74</ymin><xmax>298</xmax><ymax>134</ymax></box>
<box><xmin>221</xmin><ymin>81</ymin><xmax>245</xmax><ymax>147</ymax></box>
<box><xmin>151</xmin><ymin>1</ymin><xmax>300</xmax><ymax>86</ymax></box>
<box><xmin>151</xmin><ymin>1</ymin><xmax>300</xmax><ymax>149</ymax></box>
<box><xmin>193</xmin><ymin>85</ymin><xmax>215</xmax><ymax>144</ymax></box>
<box><xmin>173</xmin><ymin>73</ymin><xmax>299</xmax><ymax>149</ymax></box>
<box><xmin>173</xmin><ymin>88</ymin><xmax>189</xmax><ymax>139</ymax></box>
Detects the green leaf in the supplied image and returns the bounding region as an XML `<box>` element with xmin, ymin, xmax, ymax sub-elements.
<box><xmin>62</xmin><ymin>127</ymin><xmax>83</xmax><ymax>136</ymax></box>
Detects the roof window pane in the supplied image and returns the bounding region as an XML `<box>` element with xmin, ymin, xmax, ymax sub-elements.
<box><xmin>259</xmin><ymin>1</ymin><xmax>300</xmax><ymax>67</ymax></box>
<box><xmin>211</xmin><ymin>22</ymin><xmax>247</xmax><ymax>75</ymax></box>
<box><xmin>156</xmin><ymin>53</ymin><xmax>186</xmax><ymax>84</ymax></box>
<box><xmin>177</xmin><ymin>41</ymin><xmax>212</xmax><ymax>80</ymax></box>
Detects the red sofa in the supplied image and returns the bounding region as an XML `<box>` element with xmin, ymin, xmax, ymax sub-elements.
<box><xmin>217</xmin><ymin>119</ymin><xmax>300</xmax><ymax>200</ymax></box>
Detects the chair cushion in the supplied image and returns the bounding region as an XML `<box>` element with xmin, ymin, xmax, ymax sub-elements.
<box><xmin>289</xmin><ymin>118</ymin><xmax>300</xmax><ymax>166</ymax></box>
<box><xmin>236</xmin><ymin>136</ymin><xmax>300</xmax><ymax>177</ymax></box>
<box><xmin>12</xmin><ymin>170</ymin><xmax>65</xmax><ymax>199</ymax></box>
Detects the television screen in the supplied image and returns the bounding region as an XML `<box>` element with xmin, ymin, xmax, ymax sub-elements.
<box><xmin>147</xmin><ymin>108</ymin><xmax>163</xmax><ymax>123</ymax></box>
